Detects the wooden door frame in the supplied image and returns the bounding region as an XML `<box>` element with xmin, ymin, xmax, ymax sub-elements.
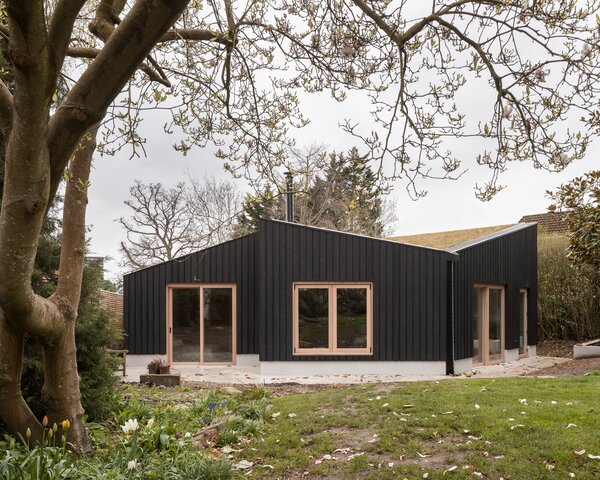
<box><xmin>166</xmin><ymin>283</ymin><xmax>237</xmax><ymax>366</ymax></box>
<box><xmin>519</xmin><ymin>288</ymin><xmax>528</xmax><ymax>358</ymax></box>
<box><xmin>472</xmin><ymin>284</ymin><xmax>505</xmax><ymax>366</ymax></box>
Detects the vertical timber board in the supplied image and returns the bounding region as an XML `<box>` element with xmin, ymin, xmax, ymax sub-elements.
<box><xmin>259</xmin><ymin>219</ymin><xmax>453</xmax><ymax>362</ymax></box>
<box><xmin>123</xmin><ymin>234</ymin><xmax>260</xmax><ymax>355</ymax></box>
<box><xmin>453</xmin><ymin>225</ymin><xmax>538</xmax><ymax>359</ymax></box>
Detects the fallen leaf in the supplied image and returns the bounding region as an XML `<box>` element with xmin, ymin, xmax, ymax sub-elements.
<box><xmin>568</xmin><ymin>474</ymin><xmax>575</xmax><ymax>478</ymax></box>
<box><xmin>443</xmin><ymin>465</ymin><xmax>457</xmax><ymax>475</ymax></box>
<box><xmin>566</xmin><ymin>423</ymin><xmax>577</xmax><ymax>428</ymax></box>
<box><xmin>347</xmin><ymin>452</ymin><xmax>364</xmax><ymax>460</ymax></box>
<box><xmin>383</xmin><ymin>403</ymin><xmax>389</xmax><ymax>407</ymax></box>
<box><xmin>588</xmin><ymin>454</ymin><xmax>600</xmax><ymax>459</ymax></box>
<box><xmin>551</xmin><ymin>400</ymin><xmax>557</xmax><ymax>405</ymax></box>
<box><xmin>519</xmin><ymin>399</ymin><xmax>527</xmax><ymax>404</ymax></box>
<box><xmin>573</xmin><ymin>449</ymin><xmax>586</xmax><ymax>457</ymax></box>
<box><xmin>234</xmin><ymin>460</ymin><xmax>254</xmax><ymax>470</ymax></box>
<box><xmin>510</xmin><ymin>424</ymin><xmax>525</xmax><ymax>430</ymax></box>
<box><xmin>474</xmin><ymin>404</ymin><xmax>481</xmax><ymax>410</ymax></box>
<box><xmin>423</xmin><ymin>473</ymin><xmax>429</xmax><ymax>478</ymax></box>
<box><xmin>288</xmin><ymin>413</ymin><xmax>297</xmax><ymax>418</ymax></box>
<box><xmin>388</xmin><ymin>462</ymin><xmax>394</xmax><ymax>468</ymax></box>
<box><xmin>417</xmin><ymin>452</ymin><xmax>431</xmax><ymax>458</ymax></box>
<box><xmin>545</xmin><ymin>464</ymin><xmax>555</xmax><ymax>471</ymax></box>
<box><xmin>261</xmin><ymin>465</ymin><xmax>274</xmax><ymax>469</ymax></box>
<box><xmin>272</xmin><ymin>412</ymin><xmax>280</xmax><ymax>418</ymax></box>
<box><xmin>474</xmin><ymin>472</ymin><xmax>483</xmax><ymax>478</ymax></box>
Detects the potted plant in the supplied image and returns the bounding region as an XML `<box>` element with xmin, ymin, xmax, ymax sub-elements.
<box><xmin>147</xmin><ymin>357</ymin><xmax>163</xmax><ymax>374</ymax></box>
<box><xmin>158</xmin><ymin>362</ymin><xmax>171</xmax><ymax>375</ymax></box>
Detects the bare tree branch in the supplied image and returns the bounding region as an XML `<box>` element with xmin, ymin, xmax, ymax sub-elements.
<box><xmin>48</xmin><ymin>0</ymin><xmax>88</xmax><ymax>73</ymax></box>
<box><xmin>47</xmin><ymin>0</ymin><xmax>191</xmax><ymax>204</ymax></box>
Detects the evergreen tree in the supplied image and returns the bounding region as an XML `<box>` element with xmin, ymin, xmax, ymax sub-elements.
<box><xmin>234</xmin><ymin>148</ymin><xmax>396</xmax><ymax>237</ymax></box>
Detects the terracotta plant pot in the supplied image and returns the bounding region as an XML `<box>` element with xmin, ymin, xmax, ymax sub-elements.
<box><xmin>147</xmin><ymin>364</ymin><xmax>160</xmax><ymax>374</ymax></box>
<box><xmin>158</xmin><ymin>364</ymin><xmax>171</xmax><ymax>375</ymax></box>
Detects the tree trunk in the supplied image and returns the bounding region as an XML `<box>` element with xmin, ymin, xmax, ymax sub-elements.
<box><xmin>42</xmin><ymin>126</ymin><xmax>98</xmax><ymax>455</ymax></box>
<box><xmin>0</xmin><ymin>126</ymin><xmax>97</xmax><ymax>454</ymax></box>
<box><xmin>0</xmin><ymin>311</ymin><xmax>43</xmax><ymax>444</ymax></box>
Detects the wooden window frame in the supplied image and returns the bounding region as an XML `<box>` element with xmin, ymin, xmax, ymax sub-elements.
<box><xmin>519</xmin><ymin>288</ymin><xmax>528</xmax><ymax>358</ymax></box>
<box><xmin>292</xmin><ymin>282</ymin><xmax>373</xmax><ymax>356</ymax></box>
<box><xmin>472</xmin><ymin>284</ymin><xmax>505</xmax><ymax>366</ymax></box>
<box><xmin>166</xmin><ymin>283</ymin><xmax>237</xmax><ymax>366</ymax></box>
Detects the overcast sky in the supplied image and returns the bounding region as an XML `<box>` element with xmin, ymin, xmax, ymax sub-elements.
<box><xmin>86</xmin><ymin>78</ymin><xmax>598</xmax><ymax>281</ymax></box>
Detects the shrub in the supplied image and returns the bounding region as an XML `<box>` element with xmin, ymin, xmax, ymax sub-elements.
<box><xmin>21</xmin><ymin>262</ymin><xmax>122</xmax><ymax>421</ymax></box>
<box><xmin>538</xmin><ymin>234</ymin><xmax>599</xmax><ymax>340</ymax></box>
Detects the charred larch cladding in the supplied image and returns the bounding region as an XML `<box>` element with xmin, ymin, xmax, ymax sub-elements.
<box><xmin>451</xmin><ymin>224</ymin><xmax>538</xmax><ymax>360</ymax></box>
<box><xmin>123</xmin><ymin>233</ymin><xmax>259</xmax><ymax>355</ymax></box>
<box><xmin>257</xmin><ymin>219</ymin><xmax>457</xmax><ymax>362</ymax></box>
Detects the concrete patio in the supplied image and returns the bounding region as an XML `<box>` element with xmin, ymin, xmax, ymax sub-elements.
<box><xmin>120</xmin><ymin>355</ymin><xmax>571</xmax><ymax>385</ymax></box>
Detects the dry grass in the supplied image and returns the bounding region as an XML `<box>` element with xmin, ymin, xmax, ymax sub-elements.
<box><xmin>388</xmin><ymin>224</ymin><xmax>514</xmax><ymax>250</ymax></box>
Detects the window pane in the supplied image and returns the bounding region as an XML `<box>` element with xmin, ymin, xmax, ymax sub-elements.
<box><xmin>337</xmin><ymin>288</ymin><xmax>367</xmax><ymax>349</ymax></box>
<box><xmin>519</xmin><ymin>291</ymin><xmax>527</xmax><ymax>355</ymax></box>
<box><xmin>172</xmin><ymin>288</ymin><xmax>200</xmax><ymax>362</ymax></box>
<box><xmin>473</xmin><ymin>287</ymin><xmax>486</xmax><ymax>364</ymax></box>
<box><xmin>298</xmin><ymin>288</ymin><xmax>329</xmax><ymax>349</ymax></box>
<box><xmin>488</xmin><ymin>288</ymin><xmax>503</xmax><ymax>362</ymax></box>
<box><xmin>203</xmin><ymin>288</ymin><xmax>233</xmax><ymax>363</ymax></box>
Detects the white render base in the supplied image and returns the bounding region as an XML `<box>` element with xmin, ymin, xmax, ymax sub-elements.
<box><xmin>259</xmin><ymin>361</ymin><xmax>447</xmax><ymax>376</ymax></box>
<box><xmin>528</xmin><ymin>345</ymin><xmax>537</xmax><ymax>357</ymax></box>
<box><xmin>236</xmin><ymin>354</ymin><xmax>260</xmax><ymax>367</ymax></box>
<box><xmin>573</xmin><ymin>340</ymin><xmax>600</xmax><ymax>359</ymax></box>
<box><xmin>454</xmin><ymin>346</ymin><xmax>538</xmax><ymax>374</ymax></box>
<box><xmin>453</xmin><ymin>357</ymin><xmax>473</xmax><ymax>374</ymax></box>
<box><xmin>505</xmin><ymin>348</ymin><xmax>520</xmax><ymax>362</ymax></box>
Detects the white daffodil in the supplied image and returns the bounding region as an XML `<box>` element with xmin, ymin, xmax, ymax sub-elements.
<box><xmin>121</xmin><ymin>419</ymin><xmax>139</xmax><ymax>434</ymax></box>
<box><xmin>127</xmin><ymin>460</ymin><xmax>137</xmax><ymax>470</ymax></box>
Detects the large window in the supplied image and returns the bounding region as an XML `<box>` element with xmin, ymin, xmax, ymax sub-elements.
<box><xmin>472</xmin><ymin>284</ymin><xmax>505</xmax><ymax>365</ymax></box>
<box><xmin>293</xmin><ymin>283</ymin><xmax>372</xmax><ymax>355</ymax></box>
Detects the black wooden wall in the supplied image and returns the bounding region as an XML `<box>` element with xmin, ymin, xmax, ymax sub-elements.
<box><xmin>452</xmin><ymin>224</ymin><xmax>538</xmax><ymax>360</ymax></box>
<box><xmin>123</xmin><ymin>233</ymin><xmax>259</xmax><ymax>355</ymax></box>
<box><xmin>257</xmin><ymin>219</ymin><xmax>457</xmax><ymax>362</ymax></box>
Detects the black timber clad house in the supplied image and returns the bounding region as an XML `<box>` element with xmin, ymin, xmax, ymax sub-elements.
<box><xmin>123</xmin><ymin>219</ymin><xmax>537</xmax><ymax>375</ymax></box>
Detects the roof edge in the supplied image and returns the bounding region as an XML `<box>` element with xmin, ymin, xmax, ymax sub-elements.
<box><xmin>123</xmin><ymin>231</ymin><xmax>258</xmax><ymax>277</ymax></box>
<box><xmin>447</xmin><ymin>222</ymin><xmax>537</xmax><ymax>253</ymax></box>
<box><xmin>262</xmin><ymin>218</ymin><xmax>459</xmax><ymax>257</ymax></box>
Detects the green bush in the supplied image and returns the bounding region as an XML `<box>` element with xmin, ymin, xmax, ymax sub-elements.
<box><xmin>538</xmin><ymin>234</ymin><xmax>600</xmax><ymax>340</ymax></box>
<box><xmin>21</xmin><ymin>262</ymin><xmax>122</xmax><ymax>421</ymax></box>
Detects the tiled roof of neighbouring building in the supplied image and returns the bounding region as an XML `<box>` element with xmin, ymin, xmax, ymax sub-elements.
<box><xmin>518</xmin><ymin>212</ymin><xmax>570</xmax><ymax>234</ymax></box>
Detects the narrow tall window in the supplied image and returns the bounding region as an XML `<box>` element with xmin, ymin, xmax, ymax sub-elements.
<box><xmin>519</xmin><ymin>289</ymin><xmax>528</xmax><ymax>357</ymax></box>
<box><xmin>293</xmin><ymin>283</ymin><xmax>372</xmax><ymax>355</ymax></box>
<box><xmin>472</xmin><ymin>284</ymin><xmax>505</xmax><ymax>365</ymax></box>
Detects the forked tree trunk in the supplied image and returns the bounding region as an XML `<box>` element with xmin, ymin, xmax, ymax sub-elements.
<box><xmin>0</xmin><ymin>127</ymin><xmax>97</xmax><ymax>454</ymax></box>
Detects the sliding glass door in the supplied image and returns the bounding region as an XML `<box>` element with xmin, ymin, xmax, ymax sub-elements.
<box><xmin>168</xmin><ymin>285</ymin><xmax>236</xmax><ymax>364</ymax></box>
<box><xmin>473</xmin><ymin>285</ymin><xmax>505</xmax><ymax>365</ymax></box>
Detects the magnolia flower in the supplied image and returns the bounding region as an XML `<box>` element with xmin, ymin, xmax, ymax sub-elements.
<box><xmin>503</xmin><ymin>105</ymin><xmax>513</xmax><ymax>119</ymax></box>
<box><xmin>127</xmin><ymin>460</ymin><xmax>137</xmax><ymax>470</ymax></box>
<box><xmin>581</xmin><ymin>44</ymin><xmax>593</xmax><ymax>59</ymax></box>
<box><xmin>121</xmin><ymin>419</ymin><xmax>139</xmax><ymax>434</ymax></box>
<box><xmin>534</xmin><ymin>67</ymin><xmax>549</xmax><ymax>82</ymax></box>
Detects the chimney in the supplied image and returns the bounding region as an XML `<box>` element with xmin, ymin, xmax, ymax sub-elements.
<box><xmin>285</xmin><ymin>171</ymin><xmax>294</xmax><ymax>223</ymax></box>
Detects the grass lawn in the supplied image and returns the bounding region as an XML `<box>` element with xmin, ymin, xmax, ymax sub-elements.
<box><xmin>238</xmin><ymin>376</ymin><xmax>600</xmax><ymax>479</ymax></box>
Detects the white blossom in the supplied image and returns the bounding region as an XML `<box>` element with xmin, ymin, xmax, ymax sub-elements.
<box><xmin>121</xmin><ymin>419</ymin><xmax>139</xmax><ymax>434</ymax></box>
